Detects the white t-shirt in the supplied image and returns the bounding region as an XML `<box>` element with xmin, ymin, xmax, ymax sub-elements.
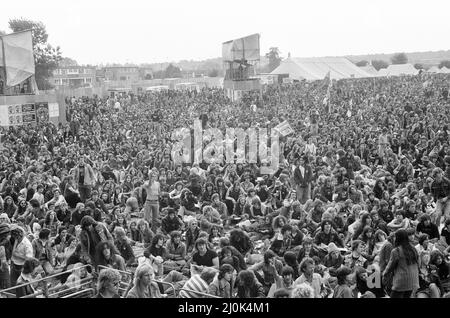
<box><xmin>12</xmin><ymin>237</ymin><xmax>33</xmax><ymax>266</ymax></box>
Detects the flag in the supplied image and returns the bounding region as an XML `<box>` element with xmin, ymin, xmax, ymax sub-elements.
<box><xmin>0</xmin><ymin>30</ymin><xmax>35</xmax><ymax>87</ymax></box>
<box><xmin>322</xmin><ymin>71</ymin><xmax>333</xmax><ymax>112</ymax></box>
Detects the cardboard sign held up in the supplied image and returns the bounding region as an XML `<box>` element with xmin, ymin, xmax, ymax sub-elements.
<box><xmin>274</xmin><ymin>120</ymin><xmax>294</xmax><ymax>137</ymax></box>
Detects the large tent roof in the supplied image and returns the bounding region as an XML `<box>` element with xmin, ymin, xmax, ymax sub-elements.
<box><xmin>382</xmin><ymin>64</ymin><xmax>419</xmax><ymax>76</ymax></box>
<box><xmin>427</xmin><ymin>66</ymin><xmax>440</xmax><ymax>73</ymax></box>
<box><xmin>359</xmin><ymin>65</ymin><xmax>382</xmax><ymax>76</ymax></box>
<box><xmin>270</xmin><ymin>57</ymin><xmax>373</xmax><ymax>80</ymax></box>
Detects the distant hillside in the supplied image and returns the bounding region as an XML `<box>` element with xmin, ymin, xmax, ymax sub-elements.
<box><xmin>343</xmin><ymin>50</ymin><xmax>450</xmax><ymax>67</ymax></box>
<box><xmin>88</xmin><ymin>50</ymin><xmax>450</xmax><ymax>73</ymax></box>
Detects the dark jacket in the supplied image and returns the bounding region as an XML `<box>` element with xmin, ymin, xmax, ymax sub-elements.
<box><xmin>161</xmin><ymin>215</ymin><xmax>184</xmax><ymax>234</ymax></box>
<box><xmin>293</xmin><ymin>165</ymin><xmax>313</xmax><ymax>187</ymax></box>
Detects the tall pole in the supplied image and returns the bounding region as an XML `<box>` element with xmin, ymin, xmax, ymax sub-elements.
<box><xmin>0</xmin><ymin>36</ymin><xmax>7</xmax><ymax>88</ymax></box>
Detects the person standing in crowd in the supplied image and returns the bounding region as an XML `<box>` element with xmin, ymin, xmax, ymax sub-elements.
<box><xmin>294</xmin><ymin>156</ymin><xmax>313</xmax><ymax>204</ymax></box>
<box><xmin>0</xmin><ymin>223</ymin><xmax>11</xmax><ymax>289</ymax></box>
<box><xmin>9</xmin><ymin>226</ymin><xmax>33</xmax><ymax>286</ymax></box>
<box><xmin>31</xmin><ymin>228</ymin><xmax>55</xmax><ymax>275</ymax></box>
<box><xmin>73</xmin><ymin>156</ymin><xmax>95</xmax><ymax>202</ymax></box>
<box><xmin>383</xmin><ymin>229</ymin><xmax>420</xmax><ymax>298</ymax></box>
<box><xmin>430</xmin><ymin>168</ymin><xmax>450</xmax><ymax>227</ymax></box>
<box><xmin>143</xmin><ymin>172</ymin><xmax>161</xmax><ymax>232</ymax></box>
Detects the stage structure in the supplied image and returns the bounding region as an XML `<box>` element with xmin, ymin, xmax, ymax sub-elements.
<box><xmin>222</xmin><ymin>33</ymin><xmax>261</xmax><ymax>102</ymax></box>
<box><xmin>0</xmin><ymin>30</ymin><xmax>65</xmax><ymax>126</ymax></box>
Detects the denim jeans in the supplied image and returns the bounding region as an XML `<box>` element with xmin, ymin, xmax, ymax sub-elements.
<box><xmin>145</xmin><ymin>200</ymin><xmax>159</xmax><ymax>231</ymax></box>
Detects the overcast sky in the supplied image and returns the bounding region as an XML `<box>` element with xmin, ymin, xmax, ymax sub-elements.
<box><xmin>2</xmin><ymin>0</ymin><xmax>449</xmax><ymax>65</ymax></box>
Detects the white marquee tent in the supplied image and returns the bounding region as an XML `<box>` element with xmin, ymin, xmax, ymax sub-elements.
<box><xmin>270</xmin><ymin>57</ymin><xmax>373</xmax><ymax>80</ymax></box>
<box><xmin>359</xmin><ymin>65</ymin><xmax>382</xmax><ymax>77</ymax></box>
<box><xmin>427</xmin><ymin>66</ymin><xmax>441</xmax><ymax>73</ymax></box>
<box><xmin>381</xmin><ymin>64</ymin><xmax>419</xmax><ymax>76</ymax></box>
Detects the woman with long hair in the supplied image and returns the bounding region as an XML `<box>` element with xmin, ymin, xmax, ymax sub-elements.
<box><xmin>43</xmin><ymin>210</ymin><xmax>60</xmax><ymax>237</ymax></box>
<box><xmin>63</xmin><ymin>176</ymin><xmax>81</xmax><ymax>209</ymax></box>
<box><xmin>111</xmin><ymin>186</ymin><xmax>124</xmax><ymax>207</ymax></box>
<box><xmin>12</xmin><ymin>199</ymin><xmax>28</xmax><ymax>220</ymax></box>
<box><xmin>3</xmin><ymin>196</ymin><xmax>17</xmax><ymax>219</ymax></box>
<box><xmin>95</xmin><ymin>240</ymin><xmax>126</xmax><ymax>271</ymax></box>
<box><xmin>229</xmin><ymin>228</ymin><xmax>253</xmax><ymax>256</ymax></box>
<box><xmin>134</xmin><ymin>219</ymin><xmax>154</xmax><ymax>248</ymax></box>
<box><xmin>125</xmin><ymin>264</ymin><xmax>162</xmax><ymax>298</ymax></box>
<box><xmin>382</xmin><ymin>229</ymin><xmax>419</xmax><ymax>298</ymax></box>
<box><xmin>358</xmin><ymin>226</ymin><xmax>375</xmax><ymax>257</ymax></box>
<box><xmin>236</xmin><ymin>270</ymin><xmax>265</xmax><ymax>298</ymax></box>
<box><xmin>79</xmin><ymin>215</ymin><xmax>114</xmax><ymax>264</ymax></box>
<box><xmin>232</xmin><ymin>195</ymin><xmax>248</xmax><ymax>218</ymax></box>
<box><xmin>147</xmin><ymin>234</ymin><xmax>167</xmax><ymax>260</ymax></box>
<box><xmin>208</xmin><ymin>263</ymin><xmax>235</xmax><ymax>298</ymax></box>
<box><xmin>185</xmin><ymin>218</ymin><xmax>200</xmax><ymax>253</ymax></box>
<box><xmin>372</xmin><ymin>229</ymin><xmax>388</xmax><ymax>257</ymax></box>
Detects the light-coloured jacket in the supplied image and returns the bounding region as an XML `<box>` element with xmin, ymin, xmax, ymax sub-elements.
<box><xmin>73</xmin><ymin>164</ymin><xmax>95</xmax><ymax>186</ymax></box>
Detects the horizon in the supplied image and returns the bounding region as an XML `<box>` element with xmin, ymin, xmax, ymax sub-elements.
<box><xmin>2</xmin><ymin>0</ymin><xmax>450</xmax><ymax>65</ymax></box>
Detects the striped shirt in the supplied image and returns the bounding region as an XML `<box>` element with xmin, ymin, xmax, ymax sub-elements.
<box><xmin>179</xmin><ymin>274</ymin><xmax>209</xmax><ymax>298</ymax></box>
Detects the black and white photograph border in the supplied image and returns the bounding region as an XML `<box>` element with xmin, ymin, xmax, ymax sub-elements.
<box><xmin>0</xmin><ymin>0</ymin><xmax>450</xmax><ymax>314</ymax></box>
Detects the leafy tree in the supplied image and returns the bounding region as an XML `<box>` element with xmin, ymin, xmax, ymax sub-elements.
<box><xmin>439</xmin><ymin>60</ymin><xmax>450</xmax><ymax>69</ymax></box>
<box><xmin>59</xmin><ymin>57</ymin><xmax>78</xmax><ymax>67</ymax></box>
<box><xmin>0</xmin><ymin>30</ymin><xmax>5</xmax><ymax>36</ymax></box>
<box><xmin>355</xmin><ymin>60</ymin><xmax>369</xmax><ymax>67</ymax></box>
<box><xmin>390</xmin><ymin>53</ymin><xmax>408</xmax><ymax>65</ymax></box>
<box><xmin>414</xmin><ymin>63</ymin><xmax>424</xmax><ymax>70</ymax></box>
<box><xmin>372</xmin><ymin>60</ymin><xmax>389</xmax><ymax>71</ymax></box>
<box><xmin>164</xmin><ymin>64</ymin><xmax>182</xmax><ymax>78</ymax></box>
<box><xmin>8</xmin><ymin>18</ymin><xmax>62</xmax><ymax>90</ymax></box>
<box><xmin>208</xmin><ymin>69</ymin><xmax>219</xmax><ymax>77</ymax></box>
<box><xmin>265</xmin><ymin>47</ymin><xmax>282</xmax><ymax>72</ymax></box>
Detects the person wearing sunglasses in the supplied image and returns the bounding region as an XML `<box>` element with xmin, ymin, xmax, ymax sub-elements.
<box><xmin>94</xmin><ymin>268</ymin><xmax>121</xmax><ymax>298</ymax></box>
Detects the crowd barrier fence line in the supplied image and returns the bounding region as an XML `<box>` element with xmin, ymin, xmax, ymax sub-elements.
<box><xmin>0</xmin><ymin>264</ymin><xmax>93</xmax><ymax>298</ymax></box>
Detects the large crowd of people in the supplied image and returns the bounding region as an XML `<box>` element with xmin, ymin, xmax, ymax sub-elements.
<box><xmin>0</xmin><ymin>72</ymin><xmax>450</xmax><ymax>298</ymax></box>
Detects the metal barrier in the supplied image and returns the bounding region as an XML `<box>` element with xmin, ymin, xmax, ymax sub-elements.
<box><xmin>47</xmin><ymin>277</ymin><xmax>95</xmax><ymax>298</ymax></box>
<box><xmin>0</xmin><ymin>264</ymin><xmax>93</xmax><ymax>298</ymax></box>
<box><xmin>62</xmin><ymin>288</ymin><xmax>95</xmax><ymax>298</ymax></box>
<box><xmin>153</xmin><ymin>279</ymin><xmax>177</xmax><ymax>298</ymax></box>
<box><xmin>96</xmin><ymin>266</ymin><xmax>179</xmax><ymax>298</ymax></box>
<box><xmin>178</xmin><ymin>287</ymin><xmax>221</xmax><ymax>298</ymax></box>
